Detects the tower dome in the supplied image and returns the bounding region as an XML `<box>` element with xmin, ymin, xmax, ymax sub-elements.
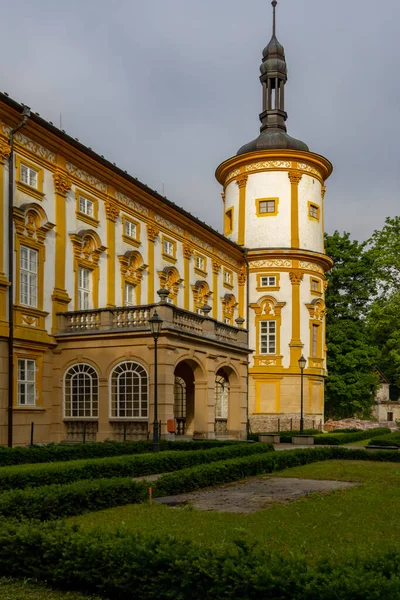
<box><xmin>237</xmin><ymin>1</ymin><xmax>309</xmax><ymax>155</ymax></box>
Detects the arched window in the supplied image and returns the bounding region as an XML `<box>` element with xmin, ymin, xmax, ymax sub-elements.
<box><xmin>215</xmin><ymin>373</ymin><xmax>229</xmax><ymax>419</ymax></box>
<box><xmin>174</xmin><ymin>377</ymin><xmax>186</xmax><ymax>418</ymax></box>
<box><xmin>64</xmin><ymin>364</ymin><xmax>99</xmax><ymax>418</ymax></box>
<box><xmin>110</xmin><ymin>362</ymin><xmax>148</xmax><ymax>418</ymax></box>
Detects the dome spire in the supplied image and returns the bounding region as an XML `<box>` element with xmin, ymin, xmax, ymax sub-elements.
<box><xmin>236</xmin><ymin>1</ymin><xmax>309</xmax><ymax>155</ymax></box>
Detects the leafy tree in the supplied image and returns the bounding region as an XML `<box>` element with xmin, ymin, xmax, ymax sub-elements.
<box><xmin>369</xmin><ymin>216</ymin><xmax>400</xmax><ymax>293</ymax></box>
<box><xmin>324</xmin><ymin>231</ymin><xmax>380</xmax><ymax>418</ymax></box>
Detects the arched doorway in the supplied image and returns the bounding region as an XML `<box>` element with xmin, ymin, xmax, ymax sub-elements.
<box><xmin>215</xmin><ymin>368</ymin><xmax>229</xmax><ymax>435</ymax></box>
<box><xmin>174</xmin><ymin>362</ymin><xmax>195</xmax><ymax>435</ymax></box>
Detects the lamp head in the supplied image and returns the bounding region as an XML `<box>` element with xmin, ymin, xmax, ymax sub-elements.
<box><xmin>148</xmin><ymin>310</ymin><xmax>163</xmax><ymax>340</ymax></box>
<box><xmin>298</xmin><ymin>355</ymin><xmax>307</xmax><ymax>370</ymax></box>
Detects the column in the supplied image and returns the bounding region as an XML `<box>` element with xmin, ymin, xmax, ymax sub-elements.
<box><xmin>0</xmin><ymin>139</ymin><xmax>10</xmax><ymax>334</ymax></box>
<box><xmin>183</xmin><ymin>242</ymin><xmax>193</xmax><ymax>310</ymax></box>
<box><xmin>288</xmin><ymin>170</ymin><xmax>302</xmax><ymax>249</ymax></box>
<box><xmin>105</xmin><ymin>198</ymin><xmax>119</xmax><ymax>308</ymax></box>
<box><xmin>147</xmin><ymin>222</ymin><xmax>159</xmax><ymax>304</ymax></box>
<box><xmin>238</xmin><ymin>266</ymin><xmax>246</xmax><ymax>324</ymax></box>
<box><xmin>212</xmin><ymin>260</ymin><xmax>221</xmax><ymax>320</ymax></box>
<box><xmin>289</xmin><ymin>271</ymin><xmax>304</xmax><ymax>366</ymax></box>
<box><xmin>237</xmin><ymin>175</ymin><xmax>248</xmax><ymax>247</ymax></box>
<box><xmin>321</xmin><ymin>185</ymin><xmax>326</xmax><ymax>253</ymax></box>
<box><xmin>52</xmin><ymin>167</ymin><xmax>72</xmax><ymax>332</ymax></box>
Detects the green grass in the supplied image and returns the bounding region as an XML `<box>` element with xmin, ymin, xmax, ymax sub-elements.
<box><xmin>70</xmin><ymin>460</ymin><xmax>400</xmax><ymax>563</ymax></box>
<box><xmin>345</xmin><ymin>438</ymin><xmax>372</xmax><ymax>446</ymax></box>
<box><xmin>0</xmin><ymin>578</ymin><xmax>100</xmax><ymax>599</ymax></box>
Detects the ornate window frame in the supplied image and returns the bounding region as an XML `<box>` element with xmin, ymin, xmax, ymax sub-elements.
<box><xmin>310</xmin><ymin>276</ymin><xmax>322</xmax><ymax>297</ymax></box>
<box><xmin>75</xmin><ymin>189</ymin><xmax>99</xmax><ymax>228</ymax></box>
<box><xmin>118</xmin><ymin>251</ymin><xmax>148</xmax><ymax>306</ymax></box>
<box><xmin>305</xmin><ymin>298</ymin><xmax>326</xmax><ymax>369</ymax></box>
<box><xmin>256</xmin><ymin>273</ymin><xmax>280</xmax><ymax>292</ymax></box>
<box><xmin>193</xmin><ymin>252</ymin><xmax>208</xmax><ymax>277</ymax></box>
<box><xmin>109</xmin><ymin>361</ymin><xmax>149</xmax><ymax>420</ymax></box>
<box><xmin>221</xmin><ymin>293</ymin><xmax>238</xmax><ymax>325</ymax></box>
<box><xmin>223</xmin><ymin>267</ymin><xmax>234</xmax><ymax>290</ymax></box>
<box><xmin>250</xmin><ymin>295</ymin><xmax>286</xmax><ymax>367</ymax></box>
<box><xmin>69</xmin><ymin>230</ymin><xmax>106</xmax><ymax>310</ymax></box>
<box><xmin>15</xmin><ymin>155</ymin><xmax>45</xmax><ymax>201</ymax></box>
<box><xmin>158</xmin><ymin>266</ymin><xmax>183</xmax><ymax>305</ymax></box>
<box><xmin>191</xmin><ymin>280</ymin><xmax>212</xmax><ymax>314</ymax></box>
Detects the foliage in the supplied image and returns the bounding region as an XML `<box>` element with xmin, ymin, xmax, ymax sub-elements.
<box><xmin>368</xmin><ymin>291</ymin><xmax>400</xmax><ymax>394</ymax></box>
<box><xmin>324</xmin><ymin>231</ymin><xmax>380</xmax><ymax>418</ymax></box>
<box><xmin>0</xmin><ymin>578</ymin><xmax>100</xmax><ymax>599</ymax></box>
<box><xmin>314</xmin><ymin>427</ymin><xmax>390</xmax><ymax>445</ymax></box>
<box><xmin>368</xmin><ymin>432</ymin><xmax>400</xmax><ymax>448</ymax></box>
<box><xmin>369</xmin><ymin>216</ymin><xmax>400</xmax><ymax>293</ymax></box>
<box><xmin>0</xmin><ymin>439</ymin><xmax>240</xmax><ymax>467</ymax></box>
<box><xmin>1</xmin><ymin>518</ymin><xmax>400</xmax><ymax>599</ymax></box>
<box><xmin>0</xmin><ymin>443</ymin><xmax>270</xmax><ymax>491</ymax></box>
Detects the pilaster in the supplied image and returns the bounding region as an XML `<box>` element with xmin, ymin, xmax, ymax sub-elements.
<box><xmin>236</xmin><ymin>175</ymin><xmax>248</xmax><ymax>246</ymax></box>
<box><xmin>288</xmin><ymin>170</ymin><xmax>302</xmax><ymax>249</ymax></box>
<box><xmin>289</xmin><ymin>270</ymin><xmax>304</xmax><ymax>366</ymax></box>
<box><xmin>183</xmin><ymin>242</ymin><xmax>193</xmax><ymax>311</ymax></box>
<box><xmin>147</xmin><ymin>219</ymin><xmax>159</xmax><ymax>304</ymax></box>
<box><xmin>105</xmin><ymin>195</ymin><xmax>119</xmax><ymax>308</ymax></box>
<box><xmin>238</xmin><ymin>265</ymin><xmax>246</xmax><ymax>323</ymax></box>
<box><xmin>212</xmin><ymin>259</ymin><xmax>221</xmax><ymax>319</ymax></box>
<box><xmin>0</xmin><ymin>138</ymin><xmax>10</xmax><ymax>335</ymax></box>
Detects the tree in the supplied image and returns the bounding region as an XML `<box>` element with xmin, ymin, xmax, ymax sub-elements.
<box><xmin>369</xmin><ymin>216</ymin><xmax>400</xmax><ymax>293</ymax></box>
<box><xmin>324</xmin><ymin>231</ymin><xmax>380</xmax><ymax>418</ymax></box>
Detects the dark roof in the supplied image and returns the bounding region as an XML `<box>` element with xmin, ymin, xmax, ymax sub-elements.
<box><xmin>0</xmin><ymin>91</ymin><xmax>244</xmax><ymax>256</ymax></box>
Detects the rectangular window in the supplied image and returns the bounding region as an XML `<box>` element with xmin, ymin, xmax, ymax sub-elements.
<box><xmin>312</xmin><ymin>324</ymin><xmax>319</xmax><ymax>357</ymax></box>
<box><xmin>260</xmin><ymin>321</ymin><xmax>276</xmax><ymax>354</ymax></box>
<box><xmin>124</xmin><ymin>219</ymin><xmax>137</xmax><ymax>239</ymax></box>
<box><xmin>163</xmin><ymin>240</ymin><xmax>174</xmax><ymax>256</ymax></box>
<box><xmin>261</xmin><ymin>276</ymin><xmax>276</xmax><ymax>287</ymax></box>
<box><xmin>78</xmin><ymin>267</ymin><xmax>91</xmax><ymax>310</ymax></box>
<box><xmin>124</xmin><ymin>283</ymin><xmax>135</xmax><ymax>306</ymax></box>
<box><xmin>225</xmin><ymin>208</ymin><xmax>233</xmax><ymax>234</ymax></box>
<box><xmin>259</xmin><ymin>200</ymin><xmax>276</xmax><ymax>214</ymax></box>
<box><xmin>20</xmin><ymin>164</ymin><xmax>38</xmax><ymax>189</ymax></box>
<box><xmin>309</xmin><ymin>203</ymin><xmax>320</xmax><ymax>220</ymax></box>
<box><xmin>224</xmin><ymin>270</ymin><xmax>232</xmax><ymax>285</ymax></box>
<box><xmin>17</xmin><ymin>358</ymin><xmax>36</xmax><ymax>406</ymax></box>
<box><xmin>20</xmin><ymin>246</ymin><xmax>38</xmax><ymax>307</ymax></box>
<box><xmin>195</xmin><ymin>255</ymin><xmax>205</xmax><ymax>271</ymax></box>
<box><xmin>79</xmin><ymin>196</ymin><xmax>94</xmax><ymax>217</ymax></box>
<box><xmin>311</xmin><ymin>279</ymin><xmax>320</xmax><ymax>292</ymax></box>
<box><xmin>387</xmin><ymin>412</ymin><xmax>394</xmax><ymax>422</ymax></box>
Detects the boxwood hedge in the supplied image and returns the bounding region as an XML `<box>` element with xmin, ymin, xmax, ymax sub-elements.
<box><xmin>314</xmin><ymin>428</ymin><xmax>391</xmax><ymax>445</ymax></box>
<box><xmin>0</xmin><ymin>519</ymin><xmax>399</xmax><ymax>600</ymax></box>
<box><xmin>368</xmin><ymin>432</ymin><xmax>400</xmax><ymax>447</ymax></box>
<box><xmin>0</xmin><ymin>439</ymin><xmax>242</xmax><ymax>467</ymax></box>
<box><xmin>0</xmin><ymin>442</ymin><xmax>271</xmax><ymax>491</ymax></box>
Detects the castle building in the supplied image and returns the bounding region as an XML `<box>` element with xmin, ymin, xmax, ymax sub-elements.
<box><xmin>0</xmin><ymin>2</ymin><xmax>332</xmax><ymax>445</ymax></box>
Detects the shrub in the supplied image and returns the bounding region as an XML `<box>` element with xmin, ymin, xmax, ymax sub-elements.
<box><xmin>0</xmin><ymin>520</ymin><xmax>400</xmax><ymax>599</ymax></box>
<box><xmin>0</xmin><ymin>442</ymin><xmax>272</xmax><ymax>491</ymax></box>
<box><xmin>248</xmin><ymin>430</ymin><xmax>318</xmax><ymax>443</ymax></box>
<box><xmin>368</xmin><ymin>432</ymin><xmax>400</xmax><ymax>447</ymax></box>
<box><xmin>314</xmin><ymin>428</ymin><xmax>391</xmax><ymax>445</ymax></box>
<box><xmin>0</xmin><ymin>439</ymin><xmax>241</xmax><ymax>467</ymax></box>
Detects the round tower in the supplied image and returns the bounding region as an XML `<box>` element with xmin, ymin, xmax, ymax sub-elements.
<box><xmin>216</xmin><ymin>1</ymin><xmax>333</xmax><ymax>432</ymax></box>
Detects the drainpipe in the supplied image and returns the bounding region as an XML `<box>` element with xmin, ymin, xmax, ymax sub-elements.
<box><xmin>7</xmin><ymin>105</ymin><xmax>31</xmax><ymax>448</ymax></box>
<box><xmin>244</xmin><ymin>249</ymin><xmax>250</xmax><ymax>438</ymax></box>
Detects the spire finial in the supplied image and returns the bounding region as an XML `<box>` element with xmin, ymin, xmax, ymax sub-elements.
<box><xmin>272</xmin><ymin>1</ymin><xmax>277</xmax><ymax>37</ymax></box>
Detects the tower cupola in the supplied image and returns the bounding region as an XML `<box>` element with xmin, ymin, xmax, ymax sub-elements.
<box><xmin>237</xmin><ymin>1</ymin><xmax>309</xmax><ymax>155</ymax></box>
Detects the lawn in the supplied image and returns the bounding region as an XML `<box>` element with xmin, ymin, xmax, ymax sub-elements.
<box><xmin>71</xmin><ymin>460</ymin><xmax>400</xmax><ymax>563</ymax></box>
<box><xmin>0</xmin><ymin>578</ymin><xmax>100</xmax><ymax>599</ymax></box>
<box><xmin>345</xmin><ymin>438</ymin><xmax>372</xmax><ymax>446</ymax></box>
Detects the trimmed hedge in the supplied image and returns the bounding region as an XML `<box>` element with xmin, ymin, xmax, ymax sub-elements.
<box><xmin>249</xmin><ymin>430</ymin><xmax>319</xmax><ymax>443</ymax></box>
<box><xmin>0</xmin><ymin>439</ymin><xmax>241</xmax><ymax>467</ymax></box>
<box><xmin>314</xmin><ymin>428</ymin><xmax>391</xmax><ymax>445</ymax></box>
<box><xmin>0</xmin><ymin>520</ymin><xmax>400</xmax><ymax>599</ymax></box>
<box><xmin>0</xmin><ymin>442</ymin><xmax>271</xmax><ymax>491</ymax></box>
<box><xmin>1</xmin><ymin>446</ymin><xmax>399</xmax><ymax>522</ymax></box>
<box><xmin>368</xmin><ymin>432</ymin><xmax>400</xmax><ymax>447</ymax></box>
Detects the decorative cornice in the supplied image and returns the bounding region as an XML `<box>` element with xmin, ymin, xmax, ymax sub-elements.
<box><xmin>147</xmin><ymin>224</ymin><xmax>160</xmax><ymax>243</ymax></box>
<box><xmin>66</xmin><ymin>162</ymin><xmax>107</xmax><ymax>193</ymax></box>
<box><xmin>236</xmin><ymin>175</ymin><xmax>248</xmax><ymax>189</ymax></box>
<box><xmin>155</xmin><ymin>214</ymin><xmax>184</xmax><ymax>236</ymax></box>
<box><xmin>288</xmin><ymin>170</ymin><xmax>302</xmax><ymax>185</ymax></box>
<box><xmin>105</xmin><ymin>199</ymin><xmax>120</xmax><ymax>222</ymax></box>
<box><xmin>0</xmin><ymin>139</ymin><xmax>11</xmax><ymax>164</ymax></box>
<box><xmin>289</xmin><ymin>271</ymin><xmax>304</xmax><ymax>285</ymax></box>
<box><xmin>238</xmin><ymin>266</ymin><xmax>247</xmax><ymax>286</ymax></box>
<box><xmin>53</xmin><ymin>169</ymin><xmax>72</xmax><ymax>197</ymax></box>
<box><xmin>321</xmin><ymin>185</ymin><xmax>327</xmax><ymax>201</ymax></box>
<box><xmin>115</xmin><ymin>191</ymin><xmax>149</xmax><ymax>217</ymax></box>
<box><xmin>212</xmin><ymin>260</ymin><xmax>221</xmax><ymax>275</ymax></box>
<box><xmin>1</xmin><ymin>123</ymin><xmax>56</xmax><ymax>163</ymax></box>
<box><xmin>183</xmin><ymin>243</ymin><xmax>194</xmax><ymax>260</ymax></box>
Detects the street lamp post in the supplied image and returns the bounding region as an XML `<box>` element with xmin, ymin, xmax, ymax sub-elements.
<box><xmin>148</xmin><ymin>310</ymin><xmax>163</xmax><ymax>452</ymax></box>
<box><xmin>298</xmin><ymin>354</ymin><xmax>306</xmax><ymax>434</ymax></box>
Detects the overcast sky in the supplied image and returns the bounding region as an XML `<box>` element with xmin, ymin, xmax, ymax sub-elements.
<box><xmin>2</xmin><ymin>0</ymin><xmax>399</xmax><ymax>241</ymax></box>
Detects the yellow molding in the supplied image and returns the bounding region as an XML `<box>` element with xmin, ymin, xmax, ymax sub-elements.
<box><xmin>106</xmin><ymin>217</ymin><xmax>116</xmax><ymax>307</ymax></box>
<box><xmin>224</xmin><ymin>206</ymin><xmax>234</xmax><ymax>235</ymax></box>
<box><xmin>254</xmin><ymin>377</ymin><xmax>282</xmax><ymax>414</ymax></box>
<box><xmin>308</xmin><ymin>201</ymin><xmax>320</xmax><ymax>222</ymax></box>
<box><xmin>52</xmin><ymin>167</ymin><xmax>72</xmax><ymax>331</ymax></box>
<box><xmin>122</xmin><ymin>215</ymin><xmax>141</xmax><ymax>247</ymax></box>
<box><xmin>310</xmin><ymin>276</ymin><xmax>322</xmax><ymax>296</ymax></box>
<box><xmin>256</xmin><ymin>273</ymin><xmax>280</xmax><ymax>292</ymax></box>
<box><xmin>75</xmin><ymin>188</ymin><xmax>100</xmax><ymax>228</ymax></box>
<box><xmin>255</xmin><ymin>197</ymin><xmax>279</xmax><ymax>217</ymax></box>
<box><xmin>222</xmin><ymin>267</ymin><xmax>233</xmax><ymax>289</ymax></box>
<box><xmin>289</xmin><ymin>270</ymin><xmax>303</xmax><ymax>366</ymax></box>
<box><xmin>246</xmin><ymin>249</ymin><xmax>334</xmax><ymax>273</ymax></box>
<box><xmin>212</xmin><ymin>261</ymin><xmax>220</xmax><ymax>319</ymax></box>
<box><xmin>15</xmin><ymin>155</ymin><xmax>45</xmax><ymax>201</ymax></box>
<box><xmin>183</xmin><ymin>251</ymin><xmax>190</xmax><ymax>310</ymax></box>
<box><xmin>237</xmin><ymin>176</ymin><xmax>248</xmax><ymax>246</ymax></box>
<box><xmin>289</xmin><ymin>171</ymin><xmax>301</xmax><ymax>248</ymax></box>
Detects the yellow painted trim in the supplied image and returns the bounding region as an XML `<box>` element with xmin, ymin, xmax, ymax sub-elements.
<box><xmin>237</xmin><ymin>176</ymin><xmax>248</xmax><ymax>246</ymax></box>
<box><xmin>255</xmin><ymin>197</ymin><xmax>279</xmax><ymax>217</ymax></box>
<box><xmin>224</xmin><ymin>207</ymin><xmax>234</xmax><ymax>235</ymax></box>
<box><xmin>212</xmin><ymin>260</ymin><xmax>221</xmax><ymax>319</ymax></box>
<box><xmin>222</xmin><ymin>267</ymin><xmax>233</xmax><ymax>289</ymax></box>
<box><xmin>289</xmin><ymin>171</ymin><xmax>302</xmax><ymax>248</ymax></box>
<box><xmin>250</xmin><ymin>295</ymin><xmax>285</xmax><ymax>365</ymax></box>
<box><xmin>15</xmin><ymin>155</ymin><xmax>45</xmax><ymax>201</ymax></box>
<box><xmin>122</xmin><ymin>215</ymin><xmax>141</xmax><ymax>247</ymax></box>
<box><xmin>308</xmin><ymin>201</ymin><xmax>320</xmax><ymax>222</ymax></box>
<box><xmin>106</xmin><ymin>218</ymin><xmax>116</xmax><ymax>307</ymax></box>
<box><xmin>310</xmin><ymin>277</ymin><xmax>322</xmax><ymax>296</ymax></box>
<box><xmin>238</xmin><ymin>281</ymin><xmax>245</xmax><ymax>322</ymax></box>
<box><xmin>75</xmin><ymin>188</ymin><xmax>99</xmax><ymax>227</ymax></box>
<box><xmin>161</xmin><ymin>235</ymin><xmax>177</xmax><ymax>264</ymax></box>
<box><xmin>289</xmin><ymin>270</ymin><xmax>303</xmax><ymax>366</ymax></box>
<box><xmin>256</xmin><ymin>272</ymin><xmax>280</xmax><ymax>292</ymax></box>
<box><xmin>52</xmin><ymin>166</ymin><xmax>72</xmax><ymax>331</ymax></box>
<box><xmin>309</xmin><ymin>320</ymin><xmax>323</xmax><ymax>361</ymax></box>
<box><xmin>193</xmin><ymin>252</ymin><xmax>208</xmax><ymax>278</ymax></box>
<box><xmin>184</xmin><ymin>252</ymin><xmax>190</xmax><ymax>311</ymax></box>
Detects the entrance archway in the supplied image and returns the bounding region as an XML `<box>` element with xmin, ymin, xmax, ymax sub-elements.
<box><xmin>174</xmin><ymin>362</ymin><xmax>195</xmax><ymax>435</ymax></box>
<box><xmin>215</xmin><ymin>368</ymin><xmax>229</xmax><ymax>435</ymax></box>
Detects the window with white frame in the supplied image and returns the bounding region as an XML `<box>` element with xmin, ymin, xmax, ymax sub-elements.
<box><xmin>110</xmin><ymin>361</ymin><xmax>148</xmax><ymax>418</ymax></box>
<box><xmin>195</xmin><ymin>255</ymin><xmax>205</xmax><ymax>271</ymax></box>
<box><xmin>261</xmin><ymin>276</ymin><xmax>276</xmax><ymax>287</ymax></box>
<box><xmin>17</xmin><ymin>358</ymin><xmax>36</xmax><ymax>406</ymax></box>
<box><xmin>260</xmin><ymin>320</ymin><xmax>276</xmax><ymax>354</ymax></box>
<box><xmin>20</xmin><ymin>164</ymin><xmax>38</xmax><ymax>189</ymax></box>
<box><xmin>64</xmin><ymin>364</ymin><xmax>99</xmax><ymax>418</ymax></box>
<box><xmin>78</xmin><ymin>267</ymin><xmax>91</xmax><ymax>310</ymax></box>
<box><xmin>312</xmin><ymin>324</ymin><xmax>319</xmax><ymax>357</ymax></box>
<box><xmin>163</xmin><ymin>239</ymin><xmax>174</xmax><ymax>256</ymax></box>
<box><xmin>125</xmin><ymin>283</ymin><xmax>135</xmax><ymax>306</ymax></box>
<box><xmin>20</xmin><ymin>245</ymin><xmax>38</xmax><ymax>307</ymax></box>
<box><xmin>224</xmin><ymin>270</ymin><xmax>232</xmax><ymax>285</ymax></box>
<box><xmin>124</xmin><ymin>219</ymin><xmax>137</xmax><ymax>239</ymax></box>
<box><xmin>79</xmin><ymin>195</ymin><xmax>94</xmax><ymax>217</ymax></box>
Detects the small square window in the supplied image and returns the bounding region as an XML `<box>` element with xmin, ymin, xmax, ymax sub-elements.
<box><xmin>261</xmin><ymin>276</ymin><xmax>276</xmax><ymax>287</ymax></box>
<box><xmin>20</xmin><ymin>164</ymin><xmax>38</xmax><ymax>189</ymax></box>
<box><xmin>259</xmin><ymin>200</ymin><xmax>275</xmax><ymax>214</ymax></box>
<box><xmin>124</xmin><ymin>220</ymin><xmax>137</xmax><ymax>239</ymax></box>
<box><xmin>79</xmin><ymin>196</ymin><xmax>94</xmax><ymax>217</ymax></box>
<box><xmin>309</xmin><ymin>203</ymin><xmax>320</xmax><ymax>220</ymax></box>
<box><xmin>311</xmin><ymin>280</ymin><xmax>319</xmax><ymax>292</ymax></box>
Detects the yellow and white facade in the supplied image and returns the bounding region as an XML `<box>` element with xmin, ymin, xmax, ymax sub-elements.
<box><xmin>0</xmin><ymin>3</ymin><xmax>333</xmax><ymax>444</ymax></box>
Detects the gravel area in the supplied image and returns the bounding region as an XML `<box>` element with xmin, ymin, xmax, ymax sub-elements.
<box><xmin>153</xmin><ymin>476</ymin><xmax>357</xmax><ymax>513</ymax></box>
